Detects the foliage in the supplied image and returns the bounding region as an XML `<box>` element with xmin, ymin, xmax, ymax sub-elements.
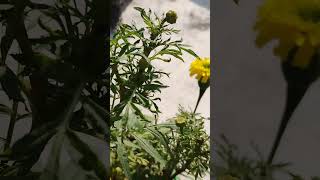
<box><xmin>0</xmin><ymin>0</ymin><xmax>108</xmax><ymax>179</ymax></box>
<box><xmin>213</xmin><ymin>135</ymin><xmax>320</xmax><ymax>180</ymax></box>
<box><xmin>110</xmin><ymin>7</ymin><xmax>210</xmax><ymax>179</ymax></box>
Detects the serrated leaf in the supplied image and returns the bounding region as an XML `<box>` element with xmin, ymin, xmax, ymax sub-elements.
<box><xmin>119</xmin><ymin>102</ymin><xmax>143</xmax><ymax>130</ymax></box>
<box><xmin>132</xmin><ymin>133</ymin><xmax>166</xmax><ymax>167</ymax></box>
<box><xmin>124</xmin><ymin>103</ymin><xmax>141</xmax><ymax>130</ymax></box>
<box><xmin>123</xmin><ymin>139</ymin><xmax>140</xmax><ymax>149</ymax></box>
<box><xmin>145</xmin><ymin>127</ymin><xmax>172</xmax><ymax>156</ymax></box>
<box><xmin>117</xmin><ymin>138</ymin><xmax>132</xmax><ymax>179</ymax></box>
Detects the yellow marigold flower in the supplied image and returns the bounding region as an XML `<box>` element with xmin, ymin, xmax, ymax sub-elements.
<box><xmin>189</xmin><ymin>57</ymin><xmax>210</xmax><ymax>83</ymax></box>
<box><xmin>254</xmin><ymin>0</ymin><xmax>320</xmax><ymax>68</ymax></box>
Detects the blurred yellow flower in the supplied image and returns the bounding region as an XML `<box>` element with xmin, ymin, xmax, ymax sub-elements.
<box><xmin>254</xmin><ymin>0</ymin><xmax>320</xmax><ymax>68</ymax></box>
<box><xmin>190</xmin><ymin>57</ymin><xmax>210</xmax><ymax>83</ymax></box>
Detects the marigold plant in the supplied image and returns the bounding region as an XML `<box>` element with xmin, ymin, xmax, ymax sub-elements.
<box><xmin>110</xmin><ymin>7</ymin><xmax>210</xmax><ymax>179</ymax></box>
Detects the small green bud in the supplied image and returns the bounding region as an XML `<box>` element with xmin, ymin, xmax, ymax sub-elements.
<box><xmin>165</xmin><ymin>10</ymin><xmax>178</xmax><ymax>24</ymax></box>
<box><xmin>115</xmin><ymin>167</ymin><xmax>122</xmax><ymax>174</ymax></box>
<box><xmin>175</xmin><ymin>116</ymin><xmax>186</xmax><ymax>125</ymax></box>
<box><xmin>138</xmin><ymin>58</ymin><xmax>149</xmax><ymax>70</ymax></box>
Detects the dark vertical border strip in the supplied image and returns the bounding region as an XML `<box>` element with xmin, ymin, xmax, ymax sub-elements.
<box><xmin>210</xmin><ymin>0</ymin><xmax>214</xmax><ymax>179</ymax></box>
<box><xmin>107</xmin><ymin>0</ymin><xmax>111</xmax><ymax>179</ymax></box>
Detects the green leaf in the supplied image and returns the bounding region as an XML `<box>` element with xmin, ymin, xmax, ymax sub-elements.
<box><xmin>39</xmin><ymin>133</ymin><xmax>65</xmax><ymax>180</ymax></box>
<box><xmin>123</xmin><ymin>140</ymin><xmax>140</xmax><ymax>149</ymax></box>
<box><xmin>10</xmin><ymin>54</ymin><xmax>26</xmax><ymax>65</ymax></box>
<box><xmin>11</xmin><ymin>121</ymin><xmax>58</xmax><ymax>159</ymax></box>
<box><xmin>33</xmin><ymin>53</ymin><xmax>57</xmax><ymax>71</ymax></box>
<box><xmin>1</xmin><ymin>35</ymin><xmax>14</xmax><ymax>63</ymax></box>
<box><xmin>134</xmin><ymin>7</ymin><xmax>153</xmax><ymax>28</ymax></box>
<box><xmin>117</xmin><ymin>138</ymin><xmax>132</xmax><ymax>179</ymax></box>
<box><xmin>180</xmin><ymin>47</ymin><xmax>199</xmax><ymax>58</ymax></box>
<box><xmin>0</xmin><ymin>103</ymin><xmax>11</xmax><ymax>116</ymax></box>
<box><xmin>125</xmin><ymin>103</ymin><xmax>141</xmax><ymax>129</ymax></box>
<box><xmin>16</xmin><ymin>113</ymin><xmax>32</xmax><ymax>121</ymax></box>
<box><xmin>132</xmin><ymin>133</ymin><xmax>166</xmax><ymax>167</ymax></box>
<box><xmin>122</xmin><ymin>103</ymin><xmax>144</xmax><ymax>130</ymax></box>
<box><xmin>82</xmin><ymin>97</ymin><xmax>109</xmax><ymax>134</ymax></box>
<box><xmin>149</xmin><ymin>123</ymin><xmax>178</xmax><ymax>129</ymax></box>
<box><xmin>143</xmin><ymin>83</ymin><xmax>168</xmax><ymax>91</ymax></box>
<box><xmin>145</xmin><ymin>127</ymin><xmax>172</xmax><ymax>156</ymax></box>
<box><xmin>66</xmin><ymin>130</ymin><xmax>107</xmax><ymax>180</ymax></box>
<box><xmin>38</xmin><ymin>17</ymin><xmax>55</xmax><ymax>35</ymax></box>
<box><xmin>118</xmin><ymin>44</ymin><xmax>129</xmax><ymax>57</ymax></box>
<box><xmin>130</xmin><ymin>102</ymin><xmax>153</xmax><ymax>123</ymax></box>
<box><xmin>0</xmin><ymin>66</ymin><xmax>24</xmax><ymax>102</ymax></box>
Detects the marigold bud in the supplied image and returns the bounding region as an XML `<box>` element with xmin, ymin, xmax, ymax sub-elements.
<box><xmin>165</xmin><ymin>10</ymin><xmax>178</xmax><ymax>24</ymax></box>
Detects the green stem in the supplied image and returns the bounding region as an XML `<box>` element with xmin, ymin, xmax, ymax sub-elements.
<box><xmin>169</xmin><ymin>145</ymin><xmax>202</xmax><ymax>179</ymax></box>
<box><xmin>267</xmin><ymin>83</ymin><xmax>309</xmax><ymax>164</ymax></box>
<box><xmin>193</xmin><ymin>88</ymin><xmax>206</xmax><ymax>114</ymax></box>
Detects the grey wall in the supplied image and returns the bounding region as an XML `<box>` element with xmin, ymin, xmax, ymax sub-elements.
<box><xmin>212</xmin><ymin>0</ymin><xmax>320</xmax><ymax>178</ymax></box>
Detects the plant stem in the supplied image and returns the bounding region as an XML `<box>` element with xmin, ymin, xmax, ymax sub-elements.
<box><xmin>3</xmin><ymin>64</ymin><xmax>22</xmax><ymax>152</ymax></box>
<box><xmin>4</xmin><ymin>101</ymin><xmax>18</xmax><ymax>151</ymax></box>
<box><xmin>267</xmin><ymin>83</ymin><xmax>308</xmax><ymax>164</ymax></box>
<box><xmin>73</xmin><ymin>0</ymin><xmax>78</xmax><ymax>9</ymax></box>
<box><xmin>60</xmin><ymin>82</ymin><xmax>86</xmax><ymax>130</ymax></box>
<box><xmin>193</xmin><ymin>88</ymin><xmax>206</xmax><ymax>114</ymax></box>
<box><xmin>170</xmin><ymin>153</ymin><xmax>195</xmax><ymax>179</ymax></box>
